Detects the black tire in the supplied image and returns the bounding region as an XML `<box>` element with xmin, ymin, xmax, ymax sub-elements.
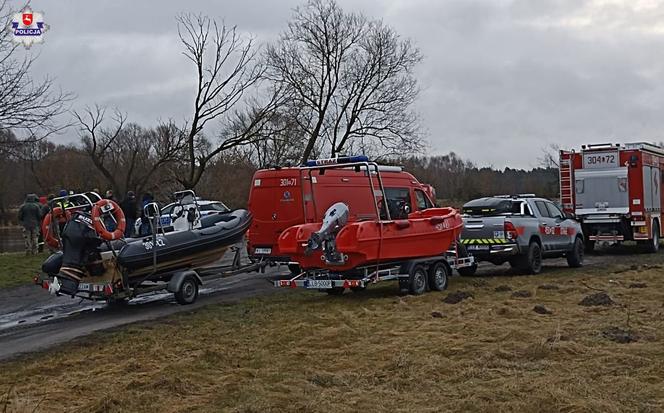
<box><xmin>566</xmin><ymin>237</ymin><xmax>584</xmax><ymax>268</ymax></box>
<box><xmin>457</xmin><ymin>264</ymin><xmax>478</xmax><ymax>276</ymax></box>
<box><xmin>326</xmin><ymin>287</ymin><xmax>345</xmax><ymax>296</ymax></box>
<box><xmin>174</xmin><ymin>274</ymin><xmax>199</xmax><ymax>305</ymax></box>
<box><xmin>409</xmin><ymin>265</ymin><xmax>427</xmax><ymax>295</ymax></box>
<box><xmin>516</xmin><ymin>241</ymin><xmax>542</xmax><ymax>274</ymax></box>
<box><xmin>645</xmin><ymin>221</ymin><xmax>660</xmax><ymax>253</ymax></box>
<box><xmin>288</xmin><ymin>264</ymin><xmax>302</xmax><ymax>275</ymax></box>
<box><xmin>428</xmin><ymin>262</ymin><xmax>449</xmax><ymax>291</ymax></box>
<box><xmin>584</xmin><ymin>239</ymin><xmax>595</xmax><ymax>253</ymax></box>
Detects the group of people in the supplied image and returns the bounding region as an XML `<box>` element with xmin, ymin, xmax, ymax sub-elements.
<box><xmin>17</xmin><ymin>188</ymin><xmax>155</xmax><ymax>255</ymax></box>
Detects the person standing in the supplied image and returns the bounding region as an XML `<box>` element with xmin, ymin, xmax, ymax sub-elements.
<box><xmin>139</xmin><ymin>193</ymin><xmax>154</xmax><ymax>236</ymax></box>
<box><xmin>120</xmin><ymin>191</ymin><xmax>138</xmax><ymax>238</ymax></box>
<box><xmin>103</xmin><ymin>189</ymin><xmax>117</xmax><ymax>232</ymax></box>
<box><xmin>18</xmin><ymin>194</ymin><xmax>43</xmax><ymax>255</ymax></box>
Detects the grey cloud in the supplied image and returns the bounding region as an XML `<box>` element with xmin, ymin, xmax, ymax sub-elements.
<box><xmin>10</xmin><ymin>0</ymin><xmax>664</xmax><ymax>168</ymax></box>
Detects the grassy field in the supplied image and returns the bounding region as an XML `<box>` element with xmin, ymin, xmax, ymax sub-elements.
<box><xmin>0</xmin><ymin>252</ymin><xmax>49</xmax><ymax>289</ymax></box>
<box><xmin>1</xmin><ymin>255</ymin><xmax>664</xmax><ymax>412</ymax></box>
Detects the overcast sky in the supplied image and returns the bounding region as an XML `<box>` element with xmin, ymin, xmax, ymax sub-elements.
<box><xmin>10</xmin><ymin>0</ymin><xmax>664</xmax><ymax>169</ymax></box>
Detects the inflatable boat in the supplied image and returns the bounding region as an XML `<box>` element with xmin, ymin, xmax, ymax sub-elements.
<box><xmin>42</xmin><ymin>208</ymin><xmax>252</xmax><ymax>295</ymax></box>
<box><xmin>278</xmin><ymin>203</ymin><xmax>463</xmax><ymax>272</ymax></box>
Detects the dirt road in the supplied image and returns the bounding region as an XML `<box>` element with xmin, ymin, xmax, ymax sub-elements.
<box><xmin>0</xmin><ymin>247</ymin><xmax>655</xmax><ymax>361</ymax></box>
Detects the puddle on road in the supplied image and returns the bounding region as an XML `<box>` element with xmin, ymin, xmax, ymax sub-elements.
<box><xmin>0</xmin><ymin>273</ymin><xmax>259</xmax><ymax>332</ymax></box>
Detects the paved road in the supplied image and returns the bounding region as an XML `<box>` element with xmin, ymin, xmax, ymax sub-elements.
<box><xmin>0</xmin><ymin>246</ymin><xmax>653</xmax><ymax>361</ymax></box>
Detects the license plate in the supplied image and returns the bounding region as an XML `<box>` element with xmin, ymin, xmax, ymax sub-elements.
<box><xmin>254</xmin><ymin>247</ymin><xmax>272</xmax><ymax>255</ymax></box>
<box><xmin>306</xmin><ymin>280</ymin><xmax>332</xmax><ymax>289</ymax></box>
<box><xmin>468</xmin><ymin>245</ymin><xmax>489</xmax><ymax>251</ymax></box>
<box><xmin>493</xmin><ymin>230</ymin><xmax>505</xmax><ymax>238</ymax></box>
<box><xmin>78</xmin><ymin>283</ymin><xmax>91</xmax><ymax>291</ymax></box>
<box><xmin>160</xmin><ymin>216</ymin><xmax>171</xmax><ymax>226</ymax></box>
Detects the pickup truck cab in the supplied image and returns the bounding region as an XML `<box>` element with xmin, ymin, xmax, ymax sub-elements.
<box><xmin>459</xmin><ymin>195</ymin><xmax>584</xmax><ymax>274</ymax></box>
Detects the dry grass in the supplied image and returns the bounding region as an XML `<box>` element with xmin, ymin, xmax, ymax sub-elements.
<box><xmin>2</xmin><ymin>256</ymin><xmax>664</xmax><ymax>412</ymax></box>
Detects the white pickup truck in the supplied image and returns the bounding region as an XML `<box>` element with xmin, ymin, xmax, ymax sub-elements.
<box><xmin>458</xmin><ymin>195</ymin><xmax>585</xmax><ymax>275</ymax></box>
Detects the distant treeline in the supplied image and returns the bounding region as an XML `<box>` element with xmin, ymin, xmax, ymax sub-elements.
<box><xmin>396</xmin><ymin>153</ymin><xmax>559</xmax><ymax>203</ymax></box>
<box><xmin>0</xmin><ymin>142</ymin><xmax>558</xmax><ymax>217</ymax></box>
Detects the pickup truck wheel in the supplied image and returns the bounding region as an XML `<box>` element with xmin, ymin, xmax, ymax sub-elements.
<box><xmin>174</xmin><ymin>274</ymin><xmax>199</xmax><ymax>305</ymax></box>
<box><xmin>409</xmin><ymin>265</ymin><xmax>427</xmax><ymax>295</ymax></box>
<box><xmin>584</xmin><ymin>240</ymin><xmax>595</xmax><ymax>253</ymax></box>
<box><xmin>428</xmin><ymin>262</ymin><xmax>449</xmax><ymax>291</ymax></box>
<box><xmin>517</xmin><ymin>242</ymin><xmax>542</xmax><ymax>274</ymax></box>
<box><xmin>566</xmin><ymin>237</ymin><xmax>584</xmax><ymax>268</ymax></box>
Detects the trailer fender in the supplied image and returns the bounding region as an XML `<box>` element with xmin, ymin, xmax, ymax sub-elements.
<box><xmin>167</xmin><ymin>270</ymin><xmax>203</xmax><ymax>293</ymax></box>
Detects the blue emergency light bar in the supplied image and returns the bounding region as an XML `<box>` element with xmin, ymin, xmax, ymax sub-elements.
<box><xmin>305</xmin><ymin>155</ymin><xmax>369</xmax><ymax>167</ymax></box>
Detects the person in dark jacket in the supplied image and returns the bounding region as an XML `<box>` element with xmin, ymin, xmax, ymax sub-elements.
<box><xmin>120</xmin><ymin>191</ymin><xmax>138</xmax><ymax>238</ymax></box>
<box><xmin>139</xmin><ymin>193</ymin><xmax>154</xmax><ymax>236</ymax></box>
<box><xmin>18</xmin><ymin>194</ymin><xmax>43</xmax><ymax>255</ymax></box>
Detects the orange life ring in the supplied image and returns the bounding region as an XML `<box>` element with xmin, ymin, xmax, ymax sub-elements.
<box><xmin>91</xmin><ymin>199</ymin><xmax>126</xmax><ymax>240</ymax></box>
<box><xmin>41</xmin><ymin>207</ymin><xmax>72</xmax><ymax>249</ymax></box>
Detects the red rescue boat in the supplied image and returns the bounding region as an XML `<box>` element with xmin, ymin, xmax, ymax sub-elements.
<box><xmin>279</xmin><ymin>205</ymin><xmax>464</xmax><ymax>272</ymax></box>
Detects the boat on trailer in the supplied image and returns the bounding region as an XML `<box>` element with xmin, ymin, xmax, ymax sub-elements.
<box><xmin>36</xmin><ymin>190</ymin><xmax>262</xmax><ymax>305</ymax></box>
<box><xmin>273</xmin><ymin>156</ymin><xmax>473</xmax><ymax>295</ymax></box>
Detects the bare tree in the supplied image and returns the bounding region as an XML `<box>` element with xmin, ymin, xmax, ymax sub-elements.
<box><xmin>75</xmin><ymin>105</ymin><xmax>187</xmax><ymax>195</ymax></box>
<box><xmin>176</xmin><ymin>13</ymin><xmax>279</xmax><ymax>189</ymax></box>
<box><xmin>538</xmin><ymin>143</ymin><xmax>561</xmax><ymax>169</ymax></box>
<box><xmin>265</xmin><ymin>0</ymin><xmax>423</xmax><ymax>163</ymax></box>
<box><xmin>0</xmin><ymin>1</ymin><xmax>73</xmax><ymax>147</ymax></box>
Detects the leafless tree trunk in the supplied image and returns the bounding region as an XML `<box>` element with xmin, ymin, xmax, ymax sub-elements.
<box><xmin>538</xmin><ymin>144</ymin><xmax>561</xmax><ymax>168</ymax></box>
<box><xmin>0</xmin><ymin>1</ymin><xmax>73</xmax><ymax>147</ymax></box>
<box><xmin>265</xmin><ymin>0</ymin><xmax>423</xmax><ymax>164</ymax></box>
<box><xmin>74</xmin><ymin>105</ymin><xmax>187</xmax><ymax>195</ymax></box>
<box><xmin>176</xmin><ymin>13</ymin><xmax>279</xmax><ymax>189</ymax></box>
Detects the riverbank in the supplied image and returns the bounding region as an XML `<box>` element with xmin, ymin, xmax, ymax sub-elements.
<box><xmin>0</xmin><ymin>252</ymin><xmax>49</xmax><ymax>289</ymax></box>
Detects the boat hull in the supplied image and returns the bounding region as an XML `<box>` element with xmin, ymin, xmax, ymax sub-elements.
<box><xmin>279</xmin><ymin>208</ymin><xmax>463</xmax><ymax>271</ymax></box>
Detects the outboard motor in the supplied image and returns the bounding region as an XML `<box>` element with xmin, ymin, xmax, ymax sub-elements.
<box><xmin>307</xmin><ymin>202</ymin><xmax>349</xmax><ymax>265</ymax></box>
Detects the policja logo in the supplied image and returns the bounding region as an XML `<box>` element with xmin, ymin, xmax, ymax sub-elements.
<box><xmin>9</xmin><ymin>7</ymin><xmax>48</xmax><ymax>48</ymax></box>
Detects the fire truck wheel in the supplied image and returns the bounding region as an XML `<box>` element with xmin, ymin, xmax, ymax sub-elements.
<box><xmin>566</xmin><ymin>237</ymin><xmax>584</xmax><ymax>268</ymax></box>
<box><xmin>428</xmin><ymin>262</ymin><xmax>449</xmax><ymax>291</ymax></box>
<box><xmin>584</xmin><ymin>240</ymin><xmax>595</xmax><ymax>253</ymax></box>
<box><xmin>326</xmin><ymin>287</ymin><xmax>345</xmax><ymax>296</ymax></box>
<box><xmin>645</xmin><ymin>221</ymin><xmax>660</xmax><ymax>253</ymax></box>
<box><xmin>516</xmin><ymin>241</ymin><xmax>542</xmax><ymax>274</ymax></box>
<box><xmin>409</xmin><ymin>265</ymin><xmax>427</xmax><ymax>295</ymax></box>
<box><xmin>175</xmin><ymin>274</ymin><xmax>199</xmax><ymax>305</ymax></box>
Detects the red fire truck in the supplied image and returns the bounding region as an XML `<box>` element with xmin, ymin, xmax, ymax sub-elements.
<box><xmin>559</xmin><ymin>142</ymin><xmax>663</xmax><ymax>252</ymax></box>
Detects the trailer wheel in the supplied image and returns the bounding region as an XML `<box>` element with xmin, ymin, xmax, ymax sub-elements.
<box><xmin>409</xmin><ymin>265</ymin><xmax>427</xmax><ymax>295</ymax></box>
<box><xmin>174</xmin><ymin>274</ymin><xmax>199</xmax><ymax>305</ymax></box>
<box><xmin>516</xmin><ymin>241</ymin><xmax>542</xmax><ymax>274</ymax></box>
<box><xmin>566</xmin><ymin>237</ymin><xmax>584</xmax><ymax>268</ymax></box>
<box><xmin>428</xmin><ymin>262</ymin><xmax>449</xmax><ymax>291</ymax></box>
<box><xmin>645</xmin><ymin>221</ymin><xmax>660</xmax><ymax>253</ymax></box>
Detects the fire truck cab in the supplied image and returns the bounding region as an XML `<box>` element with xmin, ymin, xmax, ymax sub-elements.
<box><xmin>246</xmin><ymin>156</ymin><xmax>438</xmax><ymax>267</ymax></box>
<box><xmin>560</xmin><ymin>142</ymin><xmax>663</xmax><ymax>252</ymax></box>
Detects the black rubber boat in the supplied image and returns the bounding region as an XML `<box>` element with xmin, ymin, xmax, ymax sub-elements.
<box><xmin>116</xmin><ymin>209</ymin><xmax>252</xmax><ymax>276</ymax></box>
<box><xmin>42</xmin><ymin>209</ymin><xmax>253</xmax><ymax>287</ymax></box>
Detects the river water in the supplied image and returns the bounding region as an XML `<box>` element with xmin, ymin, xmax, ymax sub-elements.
<box><xmin>0</xmin><ymin>227</ymin><xmax>24</xmax><ymax>253</ymax></box>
